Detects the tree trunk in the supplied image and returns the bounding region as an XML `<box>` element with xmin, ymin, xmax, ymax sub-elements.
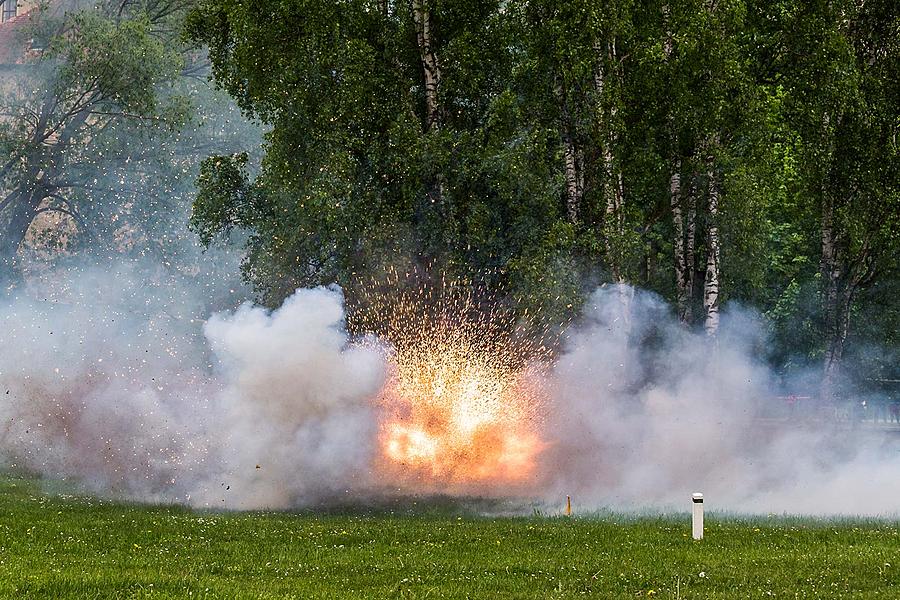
<box><xmin>664</xmin><ymin>3</ymin><xmax>693</xmax><ymax>323</ymax></box>
<box><xmin>703</xmin><ymin>157</ymin><xmax>721</xmax><ymax>337</ymax></box>
<box><xmin>562</xmin><ymin>132</ymin><xmax>583</xmax><ymax>224</ymax></box>
<box><xmin>0</xmin><ymin>103</ymin><xmax>90</xmax><ymax>292</ymax></box>
<box><xmin>673</xmin><ymin>166</ymin><xmax>699</xmax><ymax>324</ymax></box>
<box><xmin>685</xmin><ymin>174</ymin><xmax>697</xmax><ymax>319</ymax></box>
<box><xmin>594</xmin><ymin>38</ymin><xmax>626</xmax><ymax>285</ymax></box>
<box><xmin>662</xmin><ymin>2</ymin><xmax>675</xmax><ymax>59</ymax></box>
<box><xmin>409</xmin><ymin>0</ymin><xmax>445</xmax><ymax>241</ymax></box>
<box><xmin>555</xmin><ymin>81</ymin><xmax>583</xmax><ymax>224</ymax></box>
<box><xmin>820</xmin><ymin>192</ymin><xmax>853</xmax><ymax>403</ymax></box>
<box><xmin>593</xmin><ymin>37</ymin><xmax>632</xmax><ymax>327</ymax></box>
<box><xmin>0</xmin><ymin>188</ymin><xmax>41</xmax><ymax>292</ymax></box>
<box><xmin>670</xmin><ymin>160</ymin><xmax>690</xmax><ymax>322</ymax></box>
<box><xmin>411</xmin><ymin>0</ymin><xmax>441</xmax><ymax>132</ymax></box>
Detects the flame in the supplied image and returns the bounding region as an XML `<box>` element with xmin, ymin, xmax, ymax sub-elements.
<box><xmin>378</xmin><ymin>345</ymin><xmax>546</xmax><ymax>488</ymax></box>
<box><xmin>348</xmin><ymin>269</ymin><xmax>554</xmax><ymax>491</ymax></box>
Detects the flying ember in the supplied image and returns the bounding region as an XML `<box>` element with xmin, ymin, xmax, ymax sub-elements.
<box><xmin>348</xmin><ymin>270</ymin><xmax>552</xmax><ymax>491</ymax></box>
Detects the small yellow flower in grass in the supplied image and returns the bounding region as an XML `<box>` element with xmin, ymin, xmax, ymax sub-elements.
<box><xmin>646</xmin><ymin>589</ymin><xmax>657</xmax><ymax>596</ymax></box>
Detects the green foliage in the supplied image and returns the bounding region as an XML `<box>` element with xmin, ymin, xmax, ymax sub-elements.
<box><xmin>0</xmin><ymin>0</ymin><xmax>264</xmax><ymax>286</ymax></box>
<box><xmin>187</xmin><ymin>0</ymin><xmax>579</xmax><ymax>312</ymax></box>
<box><xmin>191</xmin><ymin>153</ymin><xmax>253</xmax><ymax>246</ymax></box>
<box><xmin>185</xmin><ymin>0</ymin><xmax>899</xmax><ymax>380</ymax></box>
<box><xmin>52</xmin><ymin>12</ymin><xmax>182</xmax><ymax>116</ymax></box>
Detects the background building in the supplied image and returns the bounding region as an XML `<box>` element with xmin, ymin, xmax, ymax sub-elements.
<box><xmin>0</xmin><ymin>0</ymin><xmax>38</xmax><ymax>65</ymax></box>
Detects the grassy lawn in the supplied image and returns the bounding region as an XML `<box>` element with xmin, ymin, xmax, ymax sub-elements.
<box><xmin>1</xmin><ymin>475</ymin><xmax>899</xmax><ymax>598</ymax></box>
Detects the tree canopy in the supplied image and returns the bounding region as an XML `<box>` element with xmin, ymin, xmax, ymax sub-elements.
<box><xmin>19</xmin><ymin>0</ymin><xmax>886</xmax><ymax>397</ymax></box>
<box><xmin>0</xmin><ymin>0</ymin><xmax>260</xmax><ymax>293</ymax></box>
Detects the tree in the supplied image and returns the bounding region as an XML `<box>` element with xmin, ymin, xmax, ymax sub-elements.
<box><xmin>184</xmin><ymin>0</ymin><xmax>899</xmax><ymax>403</ymax></box>
<box><xmin>188</xmin><ymin>0</ymin><xmax>578</xmax><ymax>317</ymax></box>
<box><xmin>0</xmin><ymin>0</ymin><xmax>195</xmax><ymax>291</ymax></box>
<box><xmin>651</xmin><ymin>0</ymin><xmax>769</xmax><ymax>335</ymax></box>
<box><xmin>764</xmin><ymin>0</ymin><xmax>900</xmax><ymax>400</ymax></box>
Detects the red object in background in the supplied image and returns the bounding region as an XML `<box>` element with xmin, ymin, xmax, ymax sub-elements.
<box><xmin>0</xmin><ymin>8</ymin><xmax>35</xmax><ymax>65</ymax></box>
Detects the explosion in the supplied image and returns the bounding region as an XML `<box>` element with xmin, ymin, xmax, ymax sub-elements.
<box><xmin>349</xmin><ymin>270</ymin><xmax>553</xmax><ymax>491</ymax></box>
<box><xmin>378</xmin><ymin>334</ymin><xmax>547</xmax><ymax>489</ymax></box>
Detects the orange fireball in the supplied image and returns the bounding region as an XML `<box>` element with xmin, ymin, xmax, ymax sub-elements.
<box><xmin>378</xmin><ymin>343</ymin><xmax>546</xmax><ymax>488</ymax></box>
<box><xmin>348</xmin><ymin>269</ymin><xmax>553</xmax><ymax>492</ymax></box>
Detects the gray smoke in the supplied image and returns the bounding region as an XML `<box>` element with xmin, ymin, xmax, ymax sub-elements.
<box><xmin>197</xmin><ymin>286</ymin><xmax>384</xmax><ymax>508</ymax></box>
<box><xmin>0</xmin><ymin>266</ymin><xmax>384</xmax><ymax>509</ymax></box>
<box><xmin>541</xmin><ymin>285</ymin><xmax>900</xmax><ymax>516</ymax></box>
<box><xmin>2</xmin><ymin>272</ymin><xmax>899</xmax><ymax>514</ymax></box>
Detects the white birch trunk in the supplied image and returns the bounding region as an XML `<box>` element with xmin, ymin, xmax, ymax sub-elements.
<box><xmin>596</xmin><ymin>39</ymin><xmax>632</xmax><ymax>325</ymax></box>
<box><xmin>563</xmin><ymin>135</ymin><xmax>580</xmax><ymax>222</ymax></box>
<box><xmin>558</xmin><ymin>88</ymin><xmax>583</xmax><ymax>223</ymax></box>
<box><xmin>411</xmin><ymin>0</ymin><xmax>441</xmax><ymax>131</ymax></box>
<box><xmin>671</xmin><ymin>161</ymin><xmax>692</xmax><ymax>322</ymax></box>
<box><xmin>594</xmin><ymin>38</ymin><xmax>626</xmax><ymax>286</ymax></box>
<box><xmin>685</xmin><ymin>175</ymin><xmax>697</xmax><ymax>318</ymax></box>
<box><xmin>410</xmin><ymin>0</ymin><xmax>444</xmax><ymax>214</ymax></box>
<box><xmin>662</xmin><ymin>3</ymin><xmax>674</xmax><ymax>59</ymax></box>
<box><xmin>703</xmin><ymin>160</ymin><xmax>721</xmax><ymax>337</ymax></box>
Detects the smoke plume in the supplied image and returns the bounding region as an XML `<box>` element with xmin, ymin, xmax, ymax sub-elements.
<box><xmin>540</xmin><ymin>286</ymin><xmax>900</xmax><ymax>516</ymax></box>
<box><xmin>0</xmin><ymin>266</ymin><xmax>384</xmax><ymax>509</ymax></box>
<box><xmin>2</xmin><ymin>272</ymin><xmax>899</xmax><ymax>514</ymax></box>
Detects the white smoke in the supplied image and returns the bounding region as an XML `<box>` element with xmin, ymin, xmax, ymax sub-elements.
<box><xmin>2</xmin><ymin>271</ymin><xmax>899</xmax><ymax>514</ymax></box>
<box><xmin>0</xmin><ymin>267</ymin><xmax>384</xmax><ymax>509</ymax></box>
<box><xmin>541</xmin><ymin>285</ymin><xmax>900</xmax><ymax>516</ymax></box>
<box><xmin>197</xmin><ymin>286</ymin><xmax>384</xmax><ymax>508</ymax></box>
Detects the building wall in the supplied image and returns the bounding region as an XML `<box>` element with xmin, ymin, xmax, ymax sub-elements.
<box><xmin>0</xmin><ymin>0</ymin><xmax>40</xmax><ymax>64</ymax></box>
<box><xmin>1</xmin><ymin>0</ymin><xmax>39</xmax><ymax>23</ymax></box>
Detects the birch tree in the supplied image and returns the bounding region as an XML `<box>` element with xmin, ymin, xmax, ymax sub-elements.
<box><xmin>559</xmin><ymin>86</ymin><xmax>584</xmax><ymax>224</ymax></box>
<box><xmin>766</xmin><ymin>0</ymin><xmax>900</xmax><ymax>400</ymax></box>
<box><xmin>520</xmin><ymin>1</ymin><xmax>589</xmax><ymax>225</ymax></box>
<box><xmin>654</xmin><ymin>0</ymin><xmax>761</xmax><ymax>335</ymax></box>
<box><xmin>189</xmin><ymin>0</ymin><xmax>572</xmax><ymax>312</ymax></box>
<box><xmin>594</xmin><ymin>34</ymin><xmax>627</xmax><ymax>286</ymax></box>
<box><xmin>183</xmin><ymin>0</ymin><xmax>898</xmax><ymax>389</ymax></box>
<box><xmin>409</xmin><ymin>0</ymin><xmax>447</xmax><ymax>232</ymax></box>
<box><xmin>410</xmin><ymin>0</ymin><xmax>442</xmax><ymax>132</ymax></box>
<box><xmin>662</xmin><ymin>2</ymin><xmax>695</xmax><ymax>323</ymax></box>
<box><xmin>703</xmin><ymin>144</ymin><xmax>721</xmax><ymax>336</ymax></box>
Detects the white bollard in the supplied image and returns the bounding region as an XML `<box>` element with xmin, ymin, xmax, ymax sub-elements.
<box><xmin>692</xmin><ymin>492</ymin><xmax>704</xmax><ymax>540</ymax></box>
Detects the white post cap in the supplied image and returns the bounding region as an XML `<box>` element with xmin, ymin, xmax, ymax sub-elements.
<box><xmin>692</xmin><ymin>492</ymin><xmax>704</xmax><ymax>501</ymax></box>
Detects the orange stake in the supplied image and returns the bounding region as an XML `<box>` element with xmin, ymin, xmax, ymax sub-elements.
<box><xmin>566</xmin><ymin>495</ymin><xmax>572</xmax><ymax>516</ymax></box>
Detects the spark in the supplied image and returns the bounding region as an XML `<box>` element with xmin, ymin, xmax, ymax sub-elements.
<box><xmin>349</xmin><ymin>267</ymin><xmax>555</xmax><ymax>492</ymax></box>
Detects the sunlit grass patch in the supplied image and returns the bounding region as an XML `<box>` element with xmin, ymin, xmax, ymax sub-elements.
<box><xmin>1</xmin><ymin>474</ymin><xmax>899</xmax><ymax>598</ymax></box>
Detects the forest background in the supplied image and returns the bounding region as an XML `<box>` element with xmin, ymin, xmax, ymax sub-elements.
<box><xmin>0</xmin><ymin>0</ymin><xmax>897</xmax><ymax>403</ymax></box>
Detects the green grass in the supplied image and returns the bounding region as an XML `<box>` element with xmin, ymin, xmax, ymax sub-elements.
<box><xmin>1</xmin><ymin>475</ymin><xmax>899</xmax><ymax>598</ymax></box>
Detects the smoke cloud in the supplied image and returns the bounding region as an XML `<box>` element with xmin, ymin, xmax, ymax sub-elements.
<box><xmin>0</xmin><ymin>266</ymin><xmax>384</xmax><ymax>509</ymax></box>
<box><xmin>2</xmin><ymin>271</ymin><xmax>899</xmax><ymax>514</ymax></box>
<box><xmin>540</xmin><ymin>286</ymin><xmax>900</xmax><ymax>516</ymax></box>
<box><xmin>199</xmin><ymin>286</ymin><xmax>384</xmax><ymax>508</ymax></box>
